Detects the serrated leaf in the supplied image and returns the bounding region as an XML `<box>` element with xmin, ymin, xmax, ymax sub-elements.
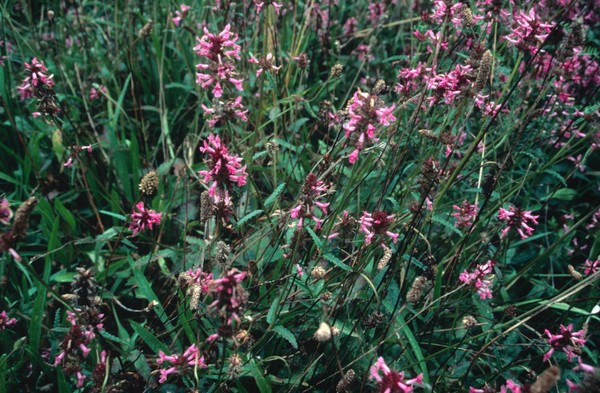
<box><xmin>323</xmin><ymin>253</ymin><xmax>352</xmax><ymax>272</ymax></box>
<box><xmin>431</xmin><ymin>215</ymin><xmax>463</xmax><ymax>237</ymax></box>
<box><xmin>272</xmin><ymin>326</ymin><xmax>298</xmax><ymax>349</ymax></box>
<box><xmin>265</xmin><ymin>183</ymin><xmax>286</xmax><ymax>209</ymax></box>
<box><xmin>267</xmin><ymin>297</ymin><xmax>279</xmax><ymax>325</ymax></box>
<box><xmin>236</xmin><ymin>209</ymin><xmax>263</xmax><ymax>228</ymax></box>
<box><xmin>305</xmin><ymin>226</ymin><xmax>322</xmax><ymax>249</ymax></box>
<box><xmin>544</xmin><ymin>169</ymin><xmax>567</xmax><ymax>187</ymax></box>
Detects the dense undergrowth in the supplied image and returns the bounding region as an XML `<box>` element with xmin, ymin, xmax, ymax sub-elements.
<box><xmin>1</xmin><ymin>0</ymin><xmax>600</xmax><ymax>392</ymax></box>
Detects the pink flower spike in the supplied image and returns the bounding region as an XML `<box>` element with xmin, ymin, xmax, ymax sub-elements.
<box><xmin>497</xmin><ymin>205</ymin><xmax>539</xmax><ymax>239</ymax></box>
<box><xmin>129</xmin><ymin>202</ymin><xmax>163</xmax><ymax>236</ymax></box>
<box><xmin>0</xmin><ymin>198</ymin><xmax>13</xmax><ymax>226</ymax></box>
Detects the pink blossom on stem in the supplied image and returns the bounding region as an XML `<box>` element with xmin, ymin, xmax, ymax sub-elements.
<box><xmin>452</xmin><ymin>200</ymin><xmax>478</xmax><ymax>228</ymax></box>
<box><xmin>543</xmin><ymin>324</ymin><xmax>586</xmax><ymax>362</ymax></box>
<box><xmin>201</xmin><ymin>96</ymin><xmax>248</xmax><ymax>126</ymax></box>
<box><xmin>198</xmin><ymin>134</ymin><xmax>248</xmax><ymax>208</ymax></box>
<box><xmin>504</xmin><ymin>7</ymin><xmax>555</xmax><ymax>54</ymax></box>
<box><xmin>172</xmin><ymin>4</ymin><xmax>191</xmax><ymax>27</ymax></box>
<box><xmin>497</xmin><ymin>205</ymin><xmax>539</xmax><ymax>239</ymax></box>
<box><xmin>156</xmin><ymin>344</ymin><xmax>207</xmax><ymax>384</ymax></box>
<box><xmin>343</xmin><ymin>90</ymin><xmax>395</xmax><ymax>164</ymax></box>
<box><xmin>208</xmin><ymin>268</ymin><xmax>248</xmax><ymax>324</ymax></box>
<box><xmin>129</xmin><ymin>202</ymin><xmax>163</xmax><ymax>236</ymax></box>
<box><xmin>582</xmin><ymin>259</ymin><xmax>599</xmax><ymax>275</ymax></box>
<box><xmin>248</xmin><ymin>53</ymin><xmax>281</xmax><ymax>77</ymax></box>
<box><xmin>370</xmin><ymin>356</ymin><xmax>423</xmax><ymax>393</ymax></box>
<box><xmin>17</xmin><ymin>58</ymin><xmax>55</xmax><ymax>100</ymax></box>
<box><xmin>0</xmin><ymin>198</ymin><xmax>13</xmax><ymax>226</ymax></box>
<box><xmin>0</xmin><ymin>310</ymin><xmax>17</xmax><ymax>330</ymax></box>
<box><xmin>289</xmin><ymin>173</ymin><xmax>330</xmax><ymax>229</ymax></box>
<box><xmin>360</xmin><ymin>211</ymin><xmax>398</xmax><ymax>247</ymax></box>
<box><xmin>459</xmin><ymin>260</ymin><xmax>495</xmax><ymax>299</ymax></box>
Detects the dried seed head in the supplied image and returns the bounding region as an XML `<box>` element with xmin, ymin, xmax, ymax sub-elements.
<box><xmin>330</xmin><ymin>63</ymin><xmax>344</xmax><ymax>78</ymax></box>
<box><xmin>311</xmin><ymin>266</ymin><xmax>327</xmax><ymax>280</ymax></box>
<box><xmin>138</xmin><ymin>20</ymin><xmax>154</xmax><ymax>39</ymax></box>
<box><xmin>362</xmin><ymin>312</ymin><xmax>384</xmax><ymax>328</ymax></box>
<box><xmin>372</xmin><ymin>79</ymin><xmax>387</xmax><ymax>95</ymax></box>
<box><xmin>336</xmin><ymin>369</ymin><xmax>356</xmax><ymax>393</ymax></box>
<box><xmin>314</xmin><ymin>322</ymin><xmax>332</xmax><ymax>342</ymax></box>
<box><xmin>139</xmin><ymin>171</ymin><xmax>159</xmax><ymax>195</ymax></box>
<box><xmin>266</xmin><ymin>140</ymin><xmax>279</xmax><ymax>156</ymax></box>
<box><xmin>215</xmin><ymin>241</ymin><xmax>232</xmax><ymax>270</ymax></box>
<box><xmin>462</xmin><ymin>315</ymin><xmax>478</xmax><ymax>328</ymax></box>
<box><xmin>530</xmin><ymin>366</ymin><xmax>560</xmax><ymax>393</ymax></box>
<box><xmin>568</xmin><ymin>265</ymin><xmax>582</xmax><ymax>280</ymax></box>
<box><xmin>418</xmin><ymin>129</ymin><xmax>437</xmax><ymax>141</ymax></box>
<box><xmin>189</xmin><ymin>284</ymin><xmax>202</xmax><ymax>310</ymax></box>
<box><xmin>227</xmin><ymin>353</ymin><xmax>243</xmax><ymax>379</ymax></box>
<box><xmin>462</xmin><ymin>7</ymin><xmax>475</xmax><ymax>27</ymax></box>
<box><xmin>234</xmin><ymin>329</ymin><xmax>252</xmax><ymax>347</ymax></box>
<box><xmin>200</xmin><ymin>191</ymin><xmax>214</xmax><ymax>222</ymax></box>
<box><xmin>12</xmin><ymin>196</ymin><xmax>37</xmax><ymax>240</ymax></box>
<box><xmin>72</xmin><ymin>267</ymin><xmax>97</xmax><ymax>306</ymax></box>
<box><xmin>406</xmin><ymin>276</ymin><xmax>427</xmax><ymax>304</ymax></box>
<box><xmin>475</xmin><ymin>50</ymin><xmax>493</xmax><ymax>91</ymax></box>
<box><xmin>47</xmin><ymin>10</ymin><xmax>55</xmax><ymax>20</ymax></box>
<box><xmin>320</xmin><ymin>291</ymin><xmax>332</xmax><ymax>301</ymax></box>
<box><xmin>378</xmin><ymin>245</ymin><xmax>393</xmax><ymax>269</ymax></box>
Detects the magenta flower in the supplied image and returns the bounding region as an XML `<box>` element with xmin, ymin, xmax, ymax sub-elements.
<box><xmin>343</xmin><ymin>90</ymin><xmax>396</xmax><ymax>164</ymax></box>
<box><xmin>459</xmin><ymin>260</ymin><xmax>495</xmax><ymax>300</ymax></box>
<box><xmin>194</xmin><ymin>24</ymin><xmax>243</xmax><ymax>97</ymax></box>
<box><xmin>0</xmin><ymin>198</ymin><xmax>13</xmax><ymax>225</ymax></box>
<box><xmin>583</xmin><ymin>259</ymin><xmax>599</xmax><ymax>275</ymax></box>
<box><xmin>504</xmin><ymin>7</ymin><xmax>555</xmax><ymax>53</ymax></box>
<box><xmin>0</xmin><ymin>310</ymin><xmax>17</xmax><ymax>330</ymax></box>
<box><xmin>497</xmin><ymin>205</ymin><xmax>539</xmax><ymax>239</ymax></box>
<box><xmin>451</xmin><ymin>200</ymin><xmax>479</xmax><ymax>228</ymax></box>
<box><xmin>17</xmin><ymin>57</ymin><xmax>55</xmax><ymax>100</ymax></box>
<box><xmin>198</xmin><ymin>134</ymin><xmax>248</xmax><ymax>207</ymax></box>
<box><xmin>172</xmin><ymin>4</ymin><xmax>191</xmax><ymax>27</ymax></box>
<box><xmin>370</xmin><ymin>356</ymin><xmax>423</xmax><ymax>393</ymax></box>
<box><xmin>129</xmin><ymin>202</ymin><xmax>163</xmax><ymax>236</ymax></box>
<box><xmin>248</xmin><ymin>52</ymin><xmax>281</xmax><ymax>77</ymax></box>
<box><xmin>425</xmin><ymin>64</ymin><xmax>473</xmax><ymax>106</ymax></box>
<box><xmin>289</xmin><ymin>173</ymin><xmax>330</xmax><ymax>229</ymax></box>
<box><xmin>543</xmin><ymin>324</ymin><xmax>586</xmax><ymax>362</ymax></box>
<box><xmin>89</xmin><ymin>85</ymin><xmax>107</xmax><ymax>100</ymax></box>
<box><xmin>157</xmin><ymin>344</ymin><xmax>207</xmax><ymax>383</ymax></box>
<box><xmin>360</xmin><ymin>211</ymin><xmax>398</xmax><ymax>247</ymax></box>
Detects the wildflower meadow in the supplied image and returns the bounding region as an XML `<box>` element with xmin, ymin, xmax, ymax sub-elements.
<box><xmin>1</xmin><ymin>0</ymin><xmax>600</xmax><ymax>392</ymax></box>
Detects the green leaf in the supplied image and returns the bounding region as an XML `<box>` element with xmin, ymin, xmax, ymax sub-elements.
<box><xmin>265</xmin><ymin>183</ymin><xmax>286</xmax><ymax>209</ymax></box>
<box><xmin>544</xmin><ymin>188</ymin><xmax>577</xmax><ymax>201</ymax></box>
<box><xmin>130</xmin><ymin>320</ymin><xmax>169</xmax><ymax>353</ymax></box>
<box><xmin>272</xmin><ymin>325</ymin><xmax>298</xmax><ymax>349</ymax></box>
<box><xmin>246</xmin><ymin>359</ymin><xmax>272</xmax><ymax>393</ymax></box>
<box><xmin>236</xmin><ymin>209</ymin><xmax>264</xmax><ymax>228</ymax></box>
<box><xmin>100</xmin><ymin>210</ymin><xmax>127</xmax><ymax>222</ymax></box>
<box><xmin>543</xmin><ymin>169</ymin><xmax>567</xmax><ymax>187</ymax></box>
<box><xmin>267</xmin><ymin>297</ymin><xmax>279</xmax><ymax>325</ymax></box>
<box><xmin>323</xmin><ymin>253</ymin><xmax>352</xmax><ymax>272</ymax></box>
